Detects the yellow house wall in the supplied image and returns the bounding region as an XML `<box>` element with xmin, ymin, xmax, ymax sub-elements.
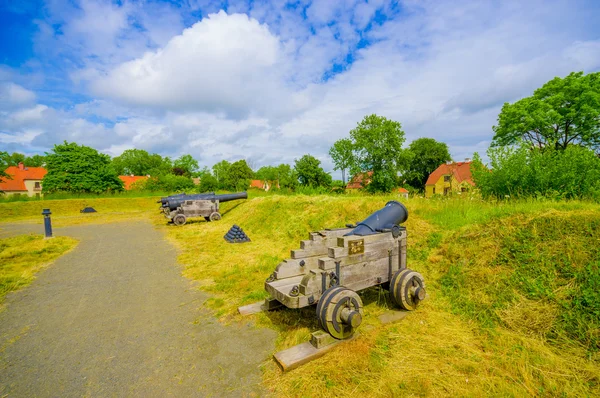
<box><xmin>23</xmin><ymin>179</ymin><xmax>43</xmax><ymax>197</ymax></box>
<box><xmin>426</xmin><ymin>175</ymin><xmax>468</xmax><ymax>197</ymax></box>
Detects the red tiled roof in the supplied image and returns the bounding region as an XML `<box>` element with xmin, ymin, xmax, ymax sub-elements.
<box><xmin>346</xmin><ymin>171</ymin><xmax>373</xmax><ymax>189</ymax></box>
<box><xmin>118</xmin><ymin>175</ymin><xmax>148</xmax><ymax>190</ymax></box>
<box><xmin>250</xmin><ymin>179</ymin><xmax>264</xmax><ymax>189</ymax></box>
<box><xmin>0</xmin><ymin>164</ymin><xmax>47</xmax><ymax>192</ymax></box>
<box><xmin>425</xmin><ymin>161</ymin><xmax>474</xmax><ymax>186</ymax></box>
<box><xmin>397</xmin><ymin>187</ymin><xmax>409</xmax><ymax>193</ymax></box>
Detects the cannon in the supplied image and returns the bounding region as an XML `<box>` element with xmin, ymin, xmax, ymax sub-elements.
<box><xmin>165</xmin><ymin>192</ymin><xmax>248</xmax><ymax>226</ymax></box>
<box><xmin>158</xmin><ymin>192</ymin><xmax>216</xmax><ymax>209</ymax></box>
<box><xmin>240</xmin><ymin>201</ymin><xmax>426</xmax><ymax>341</ymax></box>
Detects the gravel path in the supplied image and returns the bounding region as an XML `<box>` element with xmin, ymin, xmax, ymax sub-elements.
<box><xmin>0</xmin><ymin>222</ymin><xmax>275</xmax><ymax>397</ymax></box>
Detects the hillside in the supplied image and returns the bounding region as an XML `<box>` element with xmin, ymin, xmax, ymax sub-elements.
<box><xmin>162</xmin><ymin>195</ymin><xmax>600</xmax><ymax>397</ymax></box>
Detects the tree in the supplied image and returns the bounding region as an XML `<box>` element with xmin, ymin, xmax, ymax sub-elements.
<box><xmin>43</xmin><ymin>141</ymin><xmax>124</xmax><ymax>193</ymax></box>
<box><xmin>212</xmin><ymin>160</ymin><xmax>231</xmax><ymax>189</ymax></box>
<box><xmin>329</xmin><ymin>138</ymin><xmax>354</xmax><ymax>184</ymax></box>
<box><xmin>225</xmin><ymin>160</ymin><xmax>254</xmax><ymax>191</ymax></box>
<box><xmin>198</xmin><ymin>172</ymin><xmax>219</xmax><ymax>192</ymax></box>
<box><xmin>405</xmin><ymin>138</ymin><xmax>452</xmax><ymax>189</ymax></box>
<box><xmin>0</xmin><ymin>151</ymin><xmax>10</xmax><ymax>185</ymax></box>
<box><xmin>492</xmin><ymin>71</ymin><xmax>600</xmax><ymax>152</ymax></box>
<box><xmin>275</xmin><ymin>164</ymin><xmax>298</xmax><ymax>189</ymax></box>
<box><xmin>349</xmin><ymin>114</ymin><xmax>411</xmax><ymax>192</ymax></box>
<box><xmin>294</xmin><ymin>154</ymin><xmax>332</xmax><ymax>187</ymax></box>
<box><xmin>25</xmin><ymin>154</ymin><xmax>46</xmax><ymax>167</ymax></box>
<box><xmin>112</xmin><ymin>149</ymin><xmax>171</xmax><ymax>176</ymax></box>
<box><xmin>256</xmin><ymin>164</ymin><xmax>298</xmax><ymax>190</ymax></box>
<box><xmin>173</xmin><ymin>154</ymin><xmax>199</xmax><ymax>177</ymax></box>
<box><xmin>256</xmin><ymin>165</ymin><xmax>278</xmax><ymax>182</ymax></box>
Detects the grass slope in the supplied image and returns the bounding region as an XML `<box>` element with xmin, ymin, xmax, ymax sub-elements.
<box><xmin>0</xmin><ymin>234</ymin><xmax>78</xmax><ymax>303</ymax></box>
<box><xmin>160</xmin><ymin>195</ymin><xmax>600</xmax><ymax>397</ymax></box>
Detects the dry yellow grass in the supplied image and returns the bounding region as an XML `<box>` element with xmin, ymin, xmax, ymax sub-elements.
<box><xmin>0</xmin><ymin>234</ymin><xmax>78</xmax><ymax>303</ymax></box>
<box><xmin>0</xmin><ymin>197</ymin><xmax>159</xmax><ymax>226</ymax></box>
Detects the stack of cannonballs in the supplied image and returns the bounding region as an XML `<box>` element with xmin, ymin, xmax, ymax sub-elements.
<box><xmin>224</xmin><ymin>225</ymin><xmax>251</xmax><ymax>243</ymax></box>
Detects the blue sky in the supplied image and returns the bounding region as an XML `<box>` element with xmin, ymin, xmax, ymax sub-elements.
<box><xmin>1</xmin><ymin>0</ymin><xmax>599</xmax><ymax>176</ymax></box>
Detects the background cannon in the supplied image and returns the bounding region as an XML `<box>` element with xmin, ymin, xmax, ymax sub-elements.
<box><xmin>158</xmin><ymin>192</ymin><xmax>216</xmax><ymax>209</ymax></box>
<box><xmin>240</xmin><ymin>201</ymin><xmax>426</xmax><ymax>341</ymax></box>
<box><xmin>165</xmin><ymin>192</ymin><xmax>248</xmax><ymax>225</ymax></box>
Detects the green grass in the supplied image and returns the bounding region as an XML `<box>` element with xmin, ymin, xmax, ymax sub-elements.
<box><xmin>157</xmin><ymin>194</ymin><xmax>600</xmax><ymax>397</ymax></box>
<box><xmin>0</xmin><ymin>234</ymin><xmax>78</xmax><ymax>303</ymax></box>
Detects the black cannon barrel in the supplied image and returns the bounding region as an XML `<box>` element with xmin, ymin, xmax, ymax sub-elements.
<box><xmin>165</xmin><ymin>192</ymin><xmax>247</xmax><ymax>211</ymax></box>
<box><xmin>159</xmin><ymin>192</ymin><xmax>216</xmax><ymax>207</ymax></box>
<box><xmin>157</xmin><ymin>192</ymin><xmax>188</xmax><ymax>205</ymax></box>
<box><xmin>346</xmin><ymin>200</ymin><xmax>408</xmax><ymax>236</ymax></box>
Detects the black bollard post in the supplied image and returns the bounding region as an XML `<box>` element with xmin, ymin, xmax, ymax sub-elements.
<box><xmin>42</xmin><ymin>208</ymin><xmax>53</xmax><ymax>238</ymax></box>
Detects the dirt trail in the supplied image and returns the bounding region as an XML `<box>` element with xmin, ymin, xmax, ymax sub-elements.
<box><xmin>0</xmin><ymin>222</ymin><xmax>275</xmax><ymax>397</ymax></box>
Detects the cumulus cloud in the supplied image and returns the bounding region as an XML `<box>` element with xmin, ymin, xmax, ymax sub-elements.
<box><xmin>91</xmin><ymin>11</ymin><xmax>297</xmax><ymax>118</ymax></box>
<box><xmin>0</xmin><ymin>83</ymin><xmax>36</xmax><ymax>108</ymax></box>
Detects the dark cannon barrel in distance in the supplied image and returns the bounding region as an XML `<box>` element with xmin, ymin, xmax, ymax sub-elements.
<box><xmin>158</xmin><ymin>192</ymin><xmax>188</xmax><ymax>205</ymax></box>
<box><xmin>346</xmin><ymin>200</ymin><xmax>408</xmax><ymax>236</ymax></box>
<box><xmin>160</xmin><ymin>192</ymin><xmax>215</xmax><ymax>207</ymax></box>
<box><xmin>165</xmin><ymin>192</ymin><xmax>248</xmax><ymax>211</ymax></box>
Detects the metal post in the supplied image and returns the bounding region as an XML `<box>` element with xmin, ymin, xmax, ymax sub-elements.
<box><xmin>42</xmin><ymin>208</ymin><xmax>53</xmax><ymax>238</ymax></box>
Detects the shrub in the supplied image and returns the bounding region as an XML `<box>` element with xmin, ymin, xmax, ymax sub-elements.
<box><xmin>473</xmin><ymin>144</ymin><xmax>600</xmax><ymax>200</ymax></box>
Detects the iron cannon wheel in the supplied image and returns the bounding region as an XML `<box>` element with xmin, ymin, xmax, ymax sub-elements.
<box><xmin>173</xmin><ymin>214</ymin><xmax>187</xmax><ymax>226</ymax></box>
<box><xmin>317</xmin><ymin>286</ymin><xmax>364</xmax><ymax>340</ymax></box>
<box><xmin>209</xmin><ymin>212</ymin><xmax>222</xmax><ymax>222</ymax></box>
<box><xmin>389</xmin><ymin>268</ymin><xmax>426</xmax><ymax>311</ymax></box>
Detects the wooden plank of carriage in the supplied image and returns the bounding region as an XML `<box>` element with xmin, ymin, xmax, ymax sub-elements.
<box><xmin>274</xmin><ymin>331</ymin><xmax>358</xmax><ymax>372</ymax></box>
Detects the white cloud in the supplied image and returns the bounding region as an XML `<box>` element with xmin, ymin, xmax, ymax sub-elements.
<box><xmin>0</xmin><ymin>83</ymin><xmax>36</xmax><ymax>108</ymax></box>
<box><xmin>91</xmin><ymin>11</ymin><xmax>295</xmax><ymax>118</ymax></box>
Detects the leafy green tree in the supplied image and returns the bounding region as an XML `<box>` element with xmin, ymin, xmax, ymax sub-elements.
<box><xmin>329</xmin><ymin>138</ymin><xmax>354</xmax><ymax>184</ymax></box>
<box><xmin>256</xmin><ymin>164</ymin><xmax>298</xmax><ymax>190</ymax></box>
<box><xmin>294</xmin><ymin>154</ymin><xmax>332</xmax><ymax>187</ymax></box>
<box><xmin>0</xmin><ymin>151</ymin><xmax>10</xmax><ymax>185</ymax></box>
<box><xmin>143</xmin><ymin>174</ymin><xmax>195</xmax><ymax>192</ymax></box>
<box><xmin>256</xmin><ymin>165</ymin><xmax>278</xmax><ymax>182</ymax></box>
<box><xmin>349</xmin><ymin>114</ymin><xmax>411</xmax><ymax>192</ymax></box>
<box><xmin>112</xmin><ymin>149</ymin><xmax>171</xmax><ymax>176</ymax></box>
<box><xmin>275</xmin><ymin>164</ymin><xmax>298</xmax><ymax>189</ymax></box>
<box><xmin>212</xmin><ymin>160</ymin><xmax>231</xmax><ymax>189</ymax></box>
<box><xmin>42</xmin><ymin>141</ymin><xmax>124</xmax><ymax>193</ymax></box>
<box><xmin>25</xmin><ymin>154</ymin><xmax>46</xmax><ymax>167</ymax></box>
<box><xmin>0</xmin><ymin>152</ymin><xmax>46</xmax><ymax>167</ymax></box>
<box><xmin>173</xmin><ymin>154</ymin><xmax>199</xmax><ymax>177</ymax></box>
<box><xmin>198</xmin><ymin>172</ymin><xmax>219</xmax><ymax>192</ymax></box>
<box><xmin>492</xmin><ymin>71</ymin><xmax>600</xmax><ymax>152</ymax></box>
<box><xmin>225</xmin><ymin>160</ymin><xmax>254</xmax><ymax>191</ymax></box>
<box><xmin>405</xmin><ymin>138</ymin><xmax>452</xmax><ymax>189</ymax></box>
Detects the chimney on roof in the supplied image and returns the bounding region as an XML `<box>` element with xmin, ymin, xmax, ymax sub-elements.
<box><xmin>446</xmin><ymin>160</ymin><xmax>453</xmax><ymax>165</ymax></box>
<box><xmin>18</xmin><ymin>162</ymin><xmax>24</xmax><ymax>170</ymax></box>
<box><xmin>465</xmin><ymin>157</ymin><xmax>472</xmax><ymax>162</ymax></box>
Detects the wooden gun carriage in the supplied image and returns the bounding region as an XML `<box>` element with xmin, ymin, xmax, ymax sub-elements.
<box><xmin>241</xmin><ymin>201</ymin><xmax>426</xmax><ymax>341</ymax></box>
<box><xmin>163</xmin><ymin>192</ymin><xmax>247</xmax><ymax>226</ymax></box>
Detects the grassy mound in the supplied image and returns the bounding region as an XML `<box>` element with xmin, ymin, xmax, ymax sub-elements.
<box><xmin>439</xmin><ymin>211</ymin><xmax>600</xmax><ymax>351</ymax></box>
<box><xmin>161</xmin><ymin>195</ymin><xmax>600</xmax><ymax>396</ymax></box>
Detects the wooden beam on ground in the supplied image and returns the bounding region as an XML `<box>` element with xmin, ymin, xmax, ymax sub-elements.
<box><xmin>274</xmin><ymin>332</ymin><xmax>358</xmax><ymax>372</ymax></box>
